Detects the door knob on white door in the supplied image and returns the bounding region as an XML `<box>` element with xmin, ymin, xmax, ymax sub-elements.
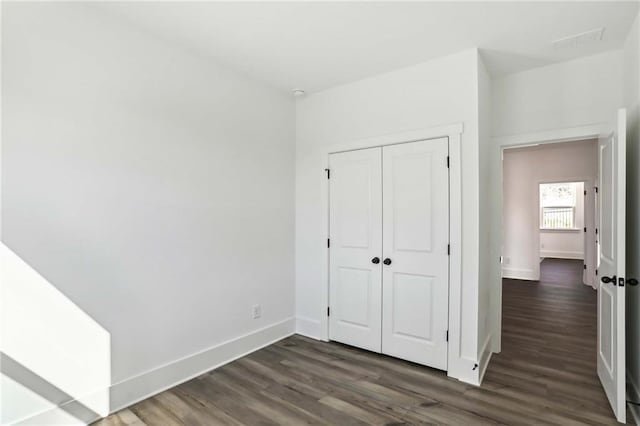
<box><xmin>601</xmin><ymin>275</ymin><xmax>616</xmax><ymax>284</ymax></box>
<box><xmin>371</xmin><ymin>257</ymin><xmax>380</xmax><ymax>264</ymax></box>
<box><xmin>383</xmin><ymin>258</ymin><xmax>392</xmax><ymax>265</ymax></box>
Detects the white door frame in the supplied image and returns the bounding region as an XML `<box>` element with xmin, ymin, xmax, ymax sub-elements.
<box><xmin>320</xmin><ymin>123</ymin><xmax>463</xmax><ymax>378</ymax></box>
<box><xmin>493</xmin><ymin>123</ymin><xmax>606</xmax><ymax>354</ymax></box>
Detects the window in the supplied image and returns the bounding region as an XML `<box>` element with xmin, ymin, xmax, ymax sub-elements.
<box><xmin>540</xmin><ymin>182</ymin><xmax>580</xmax><ymax>230</ymax></box>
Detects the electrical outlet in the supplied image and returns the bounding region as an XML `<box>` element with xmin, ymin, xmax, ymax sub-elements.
<box><xmin>252</xmin><ymin>304</ymin><xmax>262</xmax><ymax>319</ymax></box>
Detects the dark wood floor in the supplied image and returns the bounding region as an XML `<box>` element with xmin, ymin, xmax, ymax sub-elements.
<box><xmin>96</xmin><ymin>258</ymin><xmax>624</xmax><ymax>425</ymax></box>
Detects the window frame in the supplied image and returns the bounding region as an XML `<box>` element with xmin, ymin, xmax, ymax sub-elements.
<box><xmin>539</xmin><ymin>182</ymin><xmax>581</xmax><ymax>232</ymax></box>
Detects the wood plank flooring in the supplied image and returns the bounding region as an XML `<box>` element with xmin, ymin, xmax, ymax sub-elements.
<box><xmin>95</xmin><ymin>259</ymin><xmax>624</xmax><ymax>425</ymax></box>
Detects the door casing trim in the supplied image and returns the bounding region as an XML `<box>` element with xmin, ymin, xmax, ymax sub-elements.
<box><xmin>492</xmin><ymin>122</ymin><xmax>607</xmax><ymax>355</ymax></box>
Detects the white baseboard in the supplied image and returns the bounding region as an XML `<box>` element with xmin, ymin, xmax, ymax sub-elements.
<box><xmin>109</xmin><ymin>317</ymin><xmax>295</xmax><ymax>413</ymax></box>
<box><xmin>14</xmin><ymin>405</ymin><xmax>88</xmax><ymax>425</ymax></box>
<box><xmin>295</xmin><ymin>316</ymin><xmax>322</xmax><ymax>340</ymax></box>
<box><xmin>16</xmin><ymin>318</ymin><xmax>295</xmax><ymax>425</ymax></box>
<box><xmin>502</xmin><ymin>267</ymin><xmax>537</xmax><ymax>281</ymax></box>
<box><xmin>478</xmin><ymin>333</ymin><xmax>493</xmax><ymax>385</ymax></box>
<box><xmin>540</xmin><ymin>250</ymin><xmax>583</xmax><ymax>260</ymax></box>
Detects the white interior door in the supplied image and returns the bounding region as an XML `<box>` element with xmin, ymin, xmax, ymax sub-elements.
<box><xmin>381</xmin><ymin>138</ymin><xmax>449</xmax><ymax>369</ymax></box>
<box><xmin>597</xmin><ymin>108</ymin><xmax>626</xmax><ymax>424</ymax></box>
<box><xmin>329</xmin><ymin>147</ymin><xmax>382</xmax><ymax>352</ymax></box>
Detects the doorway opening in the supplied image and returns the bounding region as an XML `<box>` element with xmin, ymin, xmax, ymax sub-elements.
<box><xmin>499</xmin><ymin>138</ymin><xmax>621</xmax><ymax>420</ymax></box>
<box><xmin>502</xmin><ymin>139</ymin><xmax>598</xmax><ymax>284</ymax></box>
<box><xmin>493</xmin><ymin>112</ymin><xmax>629</xmax><ymax>423</ymax></box>
<box><xmin>538</xmin><ymin>180</ymin><xmax>598</xmax><ymax>289</ymax></box>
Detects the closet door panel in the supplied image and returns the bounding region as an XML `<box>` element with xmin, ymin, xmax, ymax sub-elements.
<box><xmin>329</xmin><ymin>148</ymin><xmax>382</xmax><ymax>352</ymax></box>
<box><xmin>382</xmin><ymin>138</ymin><xmax>449</xmax><ymax>370</ymax></box>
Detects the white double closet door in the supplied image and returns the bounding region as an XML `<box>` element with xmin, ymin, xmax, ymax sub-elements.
<box><xmin>329</xmin><ymin>137</ymin><xmax>450</xmax><ymax>370</ymax></box>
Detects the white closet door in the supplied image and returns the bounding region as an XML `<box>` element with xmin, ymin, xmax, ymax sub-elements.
<box><xmin>329</xmin><ymin>148</ymin><xmax>382</xmax><ymax>352</ymax></box>
<box><xmin>381</xmin><ymin>138</ymin><xmax>449</xmax><ymax>370</ymax></box>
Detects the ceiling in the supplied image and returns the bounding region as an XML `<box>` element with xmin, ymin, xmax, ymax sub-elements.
<box><xmin>95</xmin><ymin>2</ymin><xmax>639</xmax><ymax>93</ymax></box>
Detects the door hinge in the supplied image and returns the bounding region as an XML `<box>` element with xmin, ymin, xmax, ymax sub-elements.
<box><xmin>596</xmin><ymin>228</ymin><xmax>598</xmax><ymax>235</ymax></box>
<box><xmin>446</xmin><ymin>330</ymin><xmax>449</xmax><ymax>342</ymax></box>
<box><xmin>327</xmin><ymin>238</ymin><xmax>330</xmax><ymax>248</ymax></box>
<box><xmin>584</xmin><ymin>264</ymin><xmax>587</xmax><ymax>270</ymax></box>
<box><xmin>327</xmin><ymin>307</ymin><xmax>330</xmax><ymax>316</ymax></box>
<box><xmin>447</xmin><ymin>244</ymin><xmax>450</xmax><ymax>255</ymax></box>
<box><xmin>325</xmin><ymin>168</ymin><xmax>330</xmax><ymax>179</ymax></box>
<box><xmin>446</xmin><ymin>156</ymin><xmax>450</xmax><ymax>168</ymax></box>
<box><xmin>596</xmin><ymin>269</ymin><xmax>598</xmax><ymax>276</ymax></box>
<box><xmin>584</xmin><ymin>227</ymin><xmax>587</xmax><ymax>233</ymax></box>
<box><xmin>584</xmin><ymin>190</ymin><xmax>587</xmax><ymax>196</ymax></box>
<box><xmin>595</xmin><ymin>186</ymin><xmax>598</xmax><ymax>193</ymax></box>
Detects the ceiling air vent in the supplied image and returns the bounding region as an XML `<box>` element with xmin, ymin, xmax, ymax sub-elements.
<box><xmin>552</xmin><ymin>27</ymin><xmax>605</xmax><ymax>50</ymax></box>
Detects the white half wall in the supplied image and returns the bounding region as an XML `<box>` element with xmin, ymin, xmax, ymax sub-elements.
<box><xmin>2</xmin><ymin>2</ymin><xmax>295</xmax><ymax>418</ymax></box>
<box><xmin>295</xmin><ymin>49</ymin><xmax>482</xmax><ymax>383</ymax></box>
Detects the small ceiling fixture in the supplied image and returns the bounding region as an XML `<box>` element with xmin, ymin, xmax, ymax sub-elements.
<box><xmin>292</xmin><ymin>89</ymin><xmax>306</xmax><ymax>97</ymax></box>
<box><xmin>552</xmin><ymin>27</ymin><xmax>605</xmax><ymax>50</ymax></box>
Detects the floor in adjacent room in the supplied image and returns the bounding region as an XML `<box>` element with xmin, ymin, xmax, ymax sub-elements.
<box><xmin>96</xmin><ymin>258</ymin><xmax>625</xmax><ymax>425</ymax></box>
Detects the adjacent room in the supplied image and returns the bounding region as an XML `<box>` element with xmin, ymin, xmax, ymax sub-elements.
<box><xmin>1</xmin><ymin>1</ymin><xmax>639</xmax><ymax>425</ymax></box>
<box><xmin>503</xmin><ymin>140</ymin><xmax>598</xmax><ymax>285</ymax></box>
<box><xmin>500</xmin><ymin>139</ymin><xmax>612</xmax><ymax>421</ymax></box>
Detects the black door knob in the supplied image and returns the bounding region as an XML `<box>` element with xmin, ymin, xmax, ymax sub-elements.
<box><xmin>601</xmin><ymin>275</ymin><xmax>617</xmax><ymax>284</ymax></box>
<box><xmin>371</xmin><ymin>257</ymin><xmax>380</xmax><ymax>264</ymax></box>
<box><xmin>628</xmin><ymin>278</ymin><xmax>639</xmax><ymax>286</ymax></box>
<box><xmin>383</xmin><ymin>258</ymin><xmax>392</xmax><ymax>265</ymax></box>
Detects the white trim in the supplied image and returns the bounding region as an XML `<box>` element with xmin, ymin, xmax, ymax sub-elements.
<box><xmin>12</xmin><ymin>405</ymin><xmax>92</xmax><ymax>425</ymax></box>
<box><xmin>295</xmin><ymin>316</ymin><xmax>322</xmax><ymax>340</ymax></box>
<box><xmin>478</xmin><ymin>333</ymin><xmax>493</xmax><ymax>385</ymax></box>
<box><xmin>321</xmin><ymin>123</ymin><xmax>467</xmax><ymax>382</ymax></box>
<box><xmin>446</xmin><ymin>132</ymin><xmax>473</xmax><ymax>383</ymax></box>
<box><xmin>494</xmin><ymin>123</ymin><xmax>605</xmax><ymax>148</ymax></box>
<box><xmin>502</xmin><ymin>267</ymin><xmax>538</xmax><ymax>281</ymax></box>
<box><xmin>13</xmin><ymin>320</ymin><xmax>297</xmax><ymax>425</ymax></box>
<box><xmin>8</xmin><ymin>388</ymin><xmax>108</xmax><ymax>425</ymax></box>
<box><xmin>539</xmin><ymin>250</ymin><xmax>584</xmax><ymax>260</ymax></box>
<box><xmin>109</xmin><ymin>317</ymin><xmax>295</xmax><ymax>414</ymax></box>
<box><xmin>326</xmin><ymin>123</ymin><xmax>464</xmax><ymax>155</ymax></box>
<box><xmin>22</xmin><ymin>318</ymin><xmax>296</xmax><ymax>425</ymax></box>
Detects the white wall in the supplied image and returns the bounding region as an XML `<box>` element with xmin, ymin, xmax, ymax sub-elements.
<box><xmin>623</xmin><ymin>12</ymin><xmax>640</xmax><ymax>407</ymax></box>
<box><xmin>477</xmin><ymin>53</ymin><xmax>495</xmax><ymax>372</ymax></box>
<box><xmin>539</xmin><ymin>182</ymin><xmax>585</xmax><ymax>260</ymax></box>
<box><xmin>1</xmin><ymin>243</ymin><xmax>110</xmax><ymax>424</ymax></box>
<box><xmin>295</xmin><ymin>49</ymin><xmax>483</xmax><ymax>383</ymax></box>
<box><xmin>1</xmin><ymin>2</ymin><xmax>295</xmax><ymax>419</ymax></box>
<box><xmin>492</xmin><ymin>50</ymin><xmax>623</xmax><ymax>138</ymax></box>
<box><xmin>502</xmin><ymin>141</ymin><xmax>596</xmax><ymax>282</ymax></box>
